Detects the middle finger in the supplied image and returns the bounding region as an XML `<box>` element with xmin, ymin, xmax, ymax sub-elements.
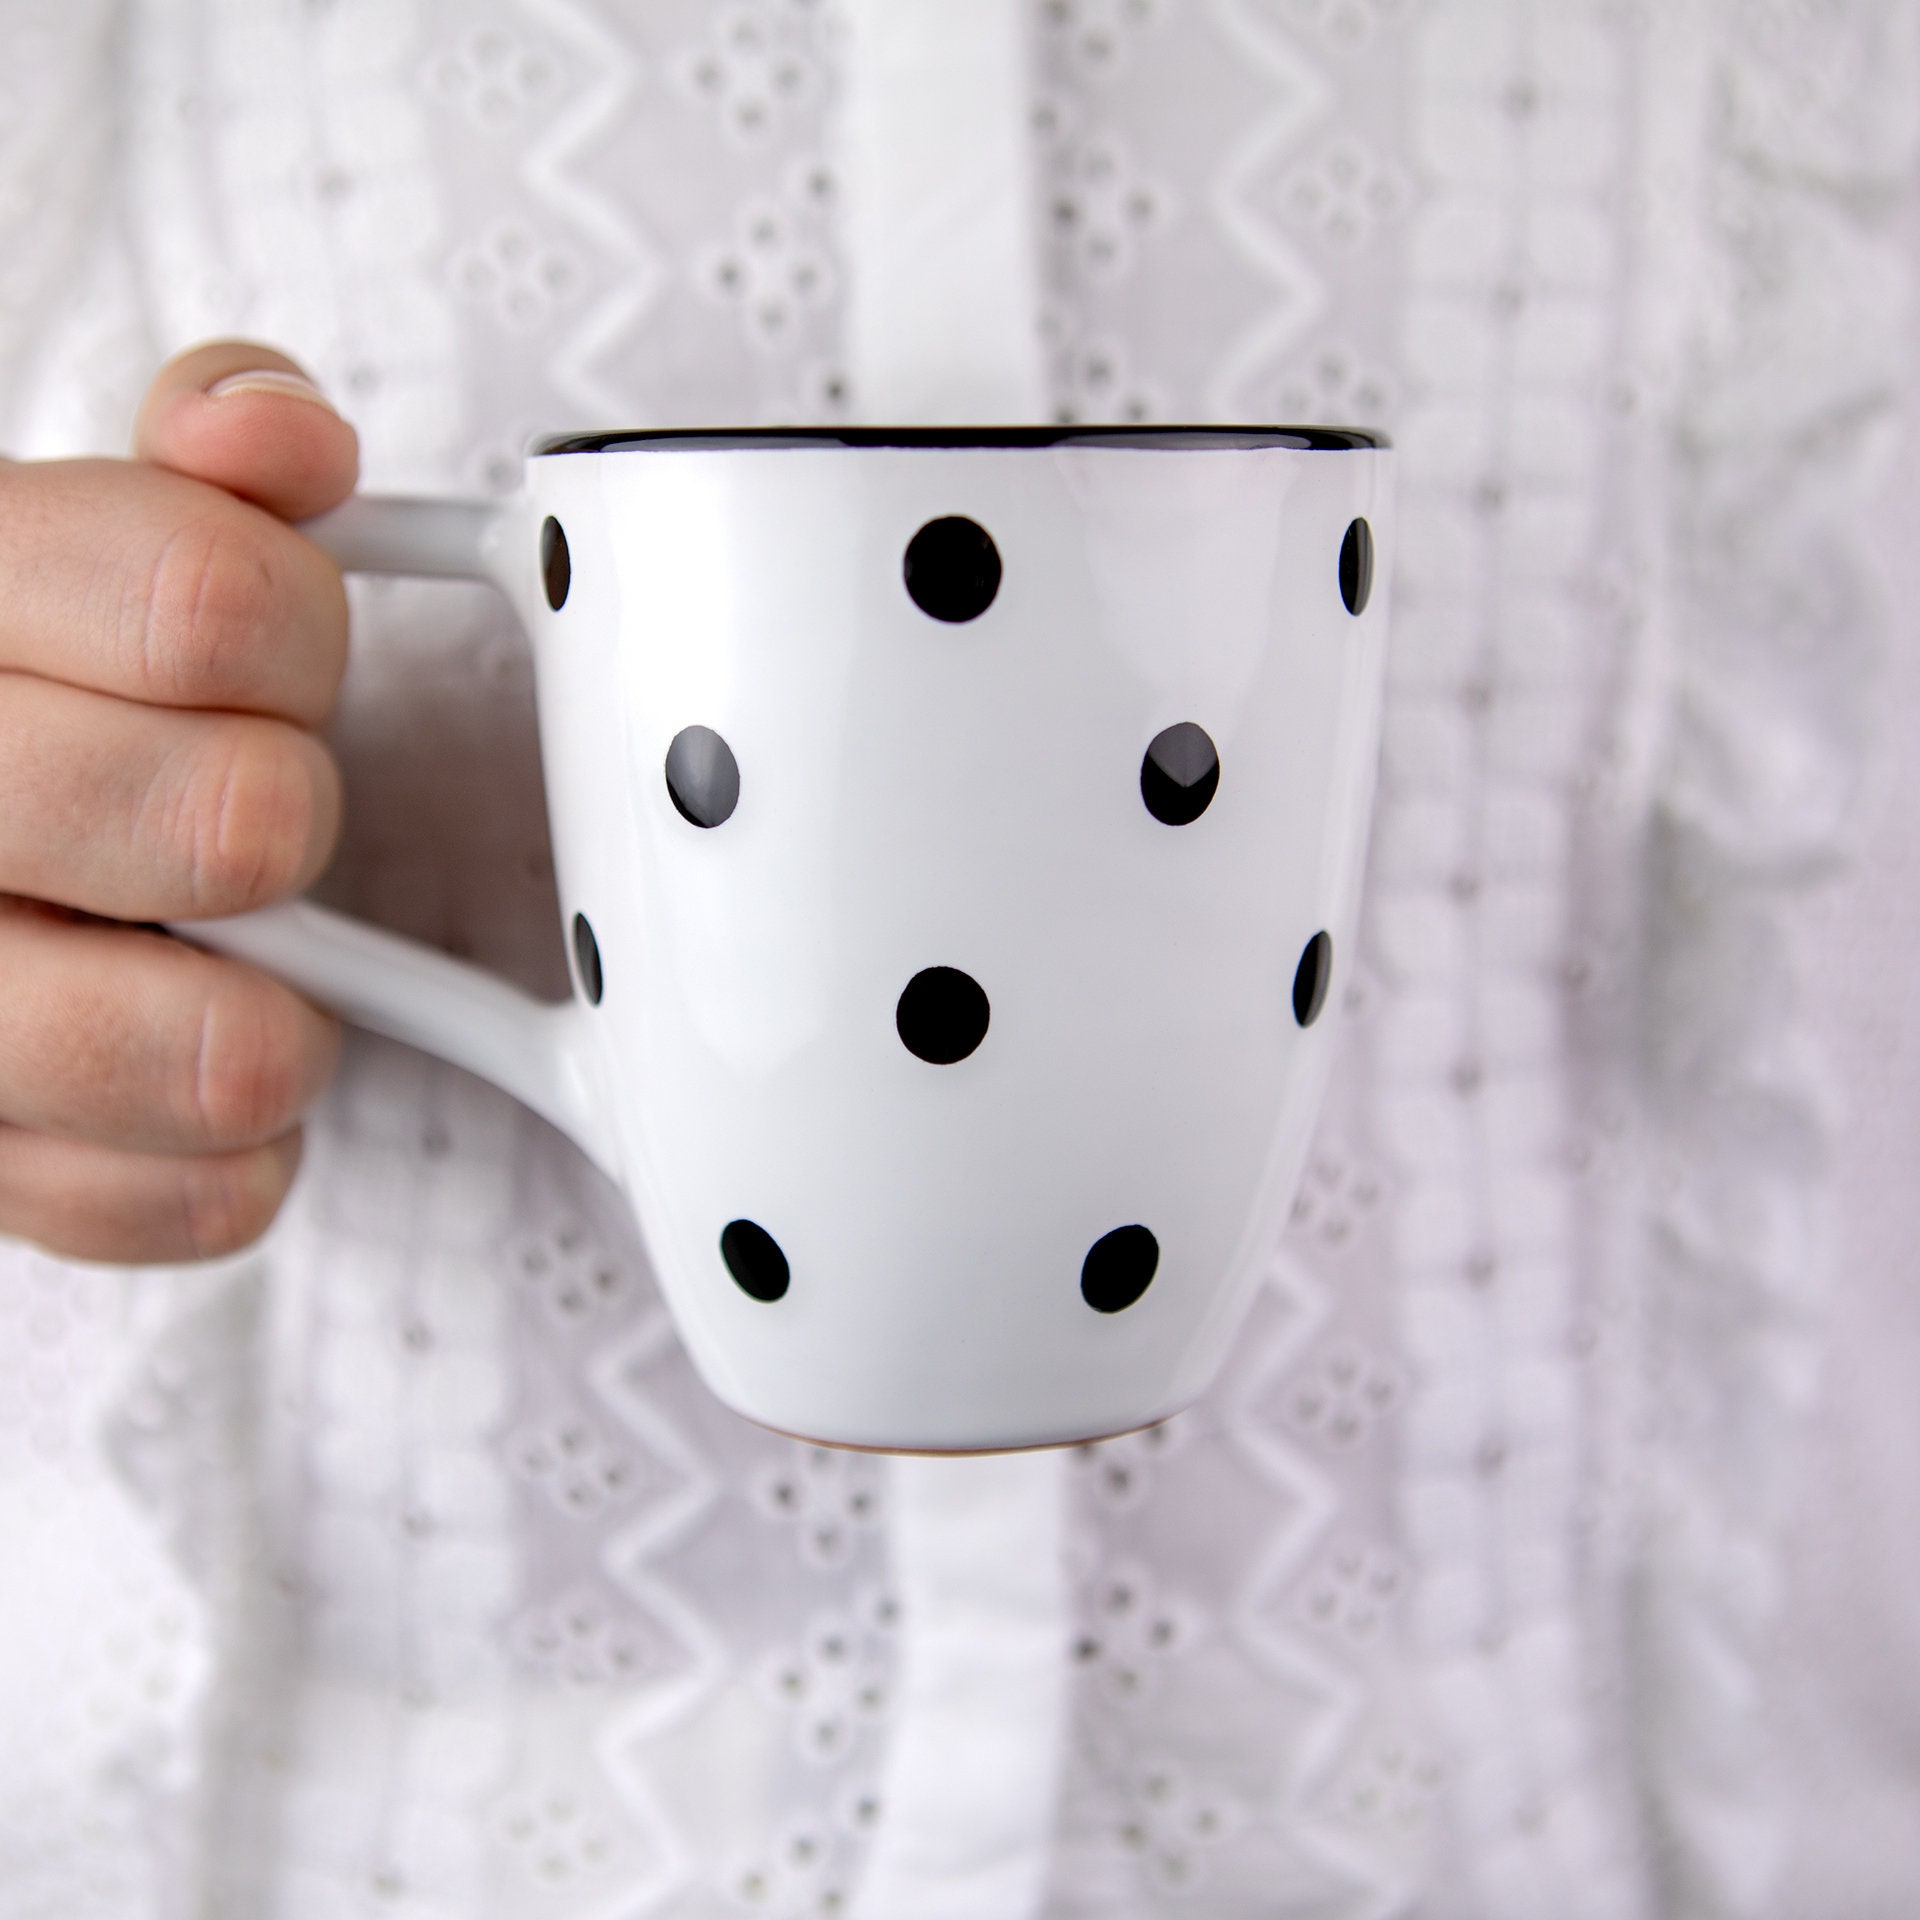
<box><xmin>0</xmin><ymin>669</ymin><xmax>341</xmax><ymax>921</ymax></box>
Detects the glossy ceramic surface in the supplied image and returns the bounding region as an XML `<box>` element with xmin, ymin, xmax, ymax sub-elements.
<box><xmin>524</xmin><ymin>435</ymin><xmax>1392</xmax><ymax>1449</ymax></box>
<box><xmin>181</xmin><ymin>431</ymin><xmax>1393</xmax><ymax>1452</ymax></box>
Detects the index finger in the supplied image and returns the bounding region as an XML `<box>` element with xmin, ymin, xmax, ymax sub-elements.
<box><xmin>0</xmin><ymin>455</ymin><xmax>347</xmax><ymax>725</ymax></box>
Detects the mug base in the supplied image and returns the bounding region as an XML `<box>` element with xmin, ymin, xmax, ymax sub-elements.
<box><xmin>747</xmin><ymin>1406</ymin><xmax>1186</xmax><ymax>1458</ymax></box>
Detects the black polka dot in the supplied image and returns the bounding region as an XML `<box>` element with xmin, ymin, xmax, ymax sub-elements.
<box><xmin>895</xmin><ymin>967</ymin><xmax>989</xmax><ymax>1064</ymax></box>
<box><xmin>903</xmin><ymin>517</ymin><xmax>1001</xmax><ymax>622</ymax></box>
<box><xmin>721</xmin><ymin>1219</ymin><xmax>789</xmax><ymax>1302</ymax></box>
<box><xmin>1140</xmin><ymin>722</ymin><xmax>1219</xmax><ymax>826</ymax></box>
<box><xmin>571</xmin><ymin>912</ymin><xmax>603</xmax><ymax>1005</ymax></box>
<box><xmin>665</xmin><ymin>725</ymin><xmax>741</xmax><ymax>828</ymax></box>
<box><xmin>1293</xmin><ymin>930</ymin><xmax>1332</xmax><ymax>1027</ymax></box>
<box><xmin>541</xmin><ymin>516</ymin><xmax>571</xmax><ymax>610</ymax></box>
<box><xmin>1339</xmin><ymin>517</ymin><xmax>1373</xmax><ymax>616</ymax></box>
<box><xmin>1081</xmin><ymin>1225</ymin><xmax>1158</xmax><ymax>1313</ymax></box>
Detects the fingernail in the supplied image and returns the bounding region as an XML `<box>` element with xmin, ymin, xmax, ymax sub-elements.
<box><xmin>205</xmin><ymin>368</ymin><xmax>339</xmax><ymax>412</ymax></box>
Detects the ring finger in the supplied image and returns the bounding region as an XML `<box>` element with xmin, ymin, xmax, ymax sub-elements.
<box><xmin>0</xmin><ymin>900</ymin><xmax>340</xmax><ymax>1155</ymax></box>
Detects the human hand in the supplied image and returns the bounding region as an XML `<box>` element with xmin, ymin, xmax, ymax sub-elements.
<box><xmin>0</xmin><ymin>341</ymin><xmax>359</xmax><ymax>1262</ymax></box>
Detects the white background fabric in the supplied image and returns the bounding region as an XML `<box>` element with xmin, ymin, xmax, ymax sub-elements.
<box><xmin>1770</xmin><ymin>233</ymin><xmax>1920</xmax><ymax>1919</ymax></box>
<box><xmin>0</xmin><ymin>4</ymin><xmax>1914</xmax><ymax>1918</ymax></box>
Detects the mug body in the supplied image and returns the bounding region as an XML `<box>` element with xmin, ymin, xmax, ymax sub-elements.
<box><xmin>514</xmin><ymin>428</ymin><xmax>1391</xmax><ymax>1451</ymax></box>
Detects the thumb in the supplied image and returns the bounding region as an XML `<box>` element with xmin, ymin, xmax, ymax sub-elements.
<box><xmin>133</xmin><ymin>339</ymin><xmax>360</xmax><ymax>523</ymax></box>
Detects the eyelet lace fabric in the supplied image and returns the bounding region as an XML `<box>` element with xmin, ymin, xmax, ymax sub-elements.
<box><xmin>0</xmin><ymin>3</ymin><xmax>1911</xmax><ymax>1917</ymax></box>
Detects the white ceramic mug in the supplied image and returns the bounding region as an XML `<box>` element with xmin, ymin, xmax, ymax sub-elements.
<box><xmin>177</xmin><ymin>427</ymin><xmax>1393</xmax><ymax>1453</ymax></box>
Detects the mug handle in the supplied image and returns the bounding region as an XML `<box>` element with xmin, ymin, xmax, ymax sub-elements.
<box><xmin>167</xmin><ymin>495</ymin><xmax>619</xmax><ymax>1178</ymax></box>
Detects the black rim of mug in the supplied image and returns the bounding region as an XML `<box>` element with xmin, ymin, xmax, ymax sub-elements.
<box><xmin>536</xmin><ymin>424</ymin><xmax>1389</xmax><ymax>455</ymax></box>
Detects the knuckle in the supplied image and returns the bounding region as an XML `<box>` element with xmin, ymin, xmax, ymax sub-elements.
<box><xmin>178</xmin><ymin>1144</ymin><xmax>292</xmax><ymax>1260</ymax></box>
<box><xmin>186</xmin><ymin>977</ymin><xmax>316</xmax><ymax>1148</ymax></box>
<box><xmin>135</xmin><ymin>513</ymin><xmax>281</xmax><ymax>704</ymax></box>
<box><xmin>180</xmin><ymin>729</ymin><xmax>320</xmax><ymax>914</ymax></box>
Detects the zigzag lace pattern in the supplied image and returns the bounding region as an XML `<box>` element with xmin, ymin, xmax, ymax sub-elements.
<box><xmin>0</xmin><ymin>1</ymin><xmax>1908</xmax><ymax>1916</ymax></box>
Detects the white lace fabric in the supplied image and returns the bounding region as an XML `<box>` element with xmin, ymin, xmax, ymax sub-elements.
<box><xmin>0</xmin><ymin>3</ymin><xmax>1912</xmax><ymax>1918</ymax></box>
